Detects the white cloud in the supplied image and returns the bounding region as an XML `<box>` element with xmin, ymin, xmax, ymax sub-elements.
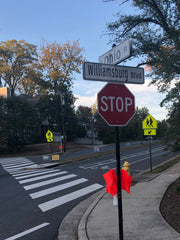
<box><xmin>73</xmin><ymin>78</ymin><xmax>105</xmax><ymax>96</ymax></box>
<box><xmin>74</xmin><ymin>94</ymin><xmax>97</xmax><ymax>108</ymax></box>
<box><xmin>73</xmin><ymin>79</ymin><xmax>168</xmax><ymax>121</ymax></box>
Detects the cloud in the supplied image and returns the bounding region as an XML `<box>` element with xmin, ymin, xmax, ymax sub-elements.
<box><xmin>73</xmin><ymin>78</ymin><xmax>104</xmax><ymax>96</ymax></box>
<box><xmin>73</xmin><ymin>79</ymin><xmax>168</xmax><ymax>120</ymax></box>
<box><xmin>74</xmin><ymin>94</ymin><xmax>97</xmax><ymax>108</ymax></box>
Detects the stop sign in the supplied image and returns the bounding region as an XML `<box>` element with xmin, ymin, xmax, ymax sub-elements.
<box><xmin>97</xmin><ymin>83</ymin><xmax>135</xmax><ymax>126</ymax></box>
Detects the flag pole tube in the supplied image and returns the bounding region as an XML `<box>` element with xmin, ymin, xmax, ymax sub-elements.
<box><xmin>115</xmin><ymin>126</ymin><xmax>124</xmax><ymax>240</ymax></box>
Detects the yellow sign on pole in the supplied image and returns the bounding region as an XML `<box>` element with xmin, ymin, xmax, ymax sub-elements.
<box><xmin>46</xmin><ymin>130</ymin><xmax>53</xmax><ymax>142</ymax></box>
<box><xmin>144</xmin><ymin>129</ymin><xmax>156</xmax><ymax>136</ymax></box>
<box><xmin>142</xmin><ymin>114</ymin><xmax>157</xmax><ymax>129</ymax></box>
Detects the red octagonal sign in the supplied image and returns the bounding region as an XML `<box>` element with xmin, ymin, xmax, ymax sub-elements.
<box><xmin>97</xmin><ymin>83</ymin><xmax>135</xmax><ymax>126</ymax></box>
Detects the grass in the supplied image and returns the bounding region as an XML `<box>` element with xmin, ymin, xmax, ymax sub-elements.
<box><xmin>144</xmin><ymin>156</ymin><xmax>180</xmax><ymax>174</ymax></box>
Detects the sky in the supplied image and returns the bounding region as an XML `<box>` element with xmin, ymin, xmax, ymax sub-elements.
<box><xmin>0</xmin><ymin>0</ymin><xmax>168</xmax><ymax>120</ymax></box>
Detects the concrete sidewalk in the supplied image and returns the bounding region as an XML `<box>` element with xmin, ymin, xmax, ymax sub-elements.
<box><xmin>58</xmin><ymin>159</ymin><xmax>180</xmax><ymax>240</ymax></box>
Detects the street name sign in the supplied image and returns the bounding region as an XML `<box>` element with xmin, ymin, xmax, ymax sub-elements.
<box><xmin>83</xmin><ymin>62</ymin><xmax>144</xmax><ymax>84</ymax></box>
<box><xmin>99</xmin><ymin>39</ymin><xmax>132</xmax><ymax>65</ymax></box>
<box><xmin>97</xmin><ymin>83</ymin><xmax>135</xmax><ymax>126</ymax></box>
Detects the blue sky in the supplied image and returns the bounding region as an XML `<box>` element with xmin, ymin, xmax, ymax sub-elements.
<box><xmin>0</xmin><ymin>0</ymin><xmax>168</xmax><ymax>120</ymax></box>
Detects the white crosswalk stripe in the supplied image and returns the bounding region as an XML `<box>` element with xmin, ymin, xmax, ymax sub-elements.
<box><xmin>30</xmin><ymin>178</ymin><xmax>88</xmax><ymax>199</ymax></box>
<box><xmin>12</xmin><ymin>168</ymin><xmax>54</xmax><ymax>177</ymax></box>
<box><xmin>0</xmin><ymin>157</ymin><xmax>103</xmax><ymax>213</ymax></box>
<box><xmin>38</xmin><ymin>183</ymin><xmax>103</xmax><ymax>212</ymax></box>
<box><xmin>15</xmin><ymin>169</ymin><xmax>60</xmax><ymax>179</ymax></box>
<box><xmin>19</xmin><ymin>171</ymin><xmax>68</xmax><ymax>184</ymax></box>
<box><xmin>23</xmin><ymin>174</ymin><xmax>77</xmax><ymax>190</ymax></box>
<box><xmin>3</xmin><ymin>163</ymin><xmax>34</xmax><ymax>168</ymax></box>
<box><xmin>3</xmin><ymin>222</ymin><xmax>50</xmax><ymax>240</ymax></box>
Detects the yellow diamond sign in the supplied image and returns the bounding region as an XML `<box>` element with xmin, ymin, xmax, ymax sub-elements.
<box><xmin>142</xmin><ymin>114</ymin><xmax>157</xmax><ymax>129</ymax></box>
<box><xmin>46</xmin><ymin>130</ymin><xmax>53</xmax><ymax>142</ymax></box>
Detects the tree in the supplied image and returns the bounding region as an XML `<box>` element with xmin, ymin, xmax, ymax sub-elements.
<box><xmin>17</xmin><ymin>63</ymin><xmax>50</xmax><ymax>96</ymax></box>
<box><xmin>0</xmin><ymin>97</ymin><xmax>7</xmax><ymax>148</ymax></box>
<box><xmin>37</xmin><ymin>92</ymin><xmax>79</xmax><ymax>141</ymax></box>
<box><xmin>106</xmin><ymin>0</ymin><xmax>180</xmax><ymax>91</ymax></box>
<box><xmin>39</xmin><ymin>40</ymin><xmax>85</xmax><ymax>95</ymax></box>
<box><xmin>95</xmin><ymin>106</ymin><xmax>149</xmax><ymax>143</ymax></box>
<box><xmin>122</xmin><ymin>107</ymin><xmax>149</xmax><ymax>140</ymax></box>
<box><xmin>91</xmin><ymin>100</ymin><xmax>98</xmax><ymax>115</ymax></box>
<box><xmin>157</xmin><ymin>119</ymin><xmax>168</xmax><ymax>139</ymax></box>
<box><xmin>0</xmin><ymin>96</ymin><xmax>41</xmax><ymax>152</ymax></box>
<box><xmin>0</xmin><ymin>40</ymin><xmax>38</xmax><ymax>95</ymax></box>
<box><xmin>76</xmin><ymin>105</ymin><xmax>93</xmax><ymax>125</ymax></box>
<box><xmin>160</xmin><ymin>82</ymin><xmax>180</xmax><ymax>150</ymax></box>
<box><xmin>38</xmin><ymin>40</ymin><xmax>85</xmax><ymax>141</ymax></box>
<box><xmin>95</xmin><ymin>112</ymin><xmax>115</xmax><ymax>143</ymax></box>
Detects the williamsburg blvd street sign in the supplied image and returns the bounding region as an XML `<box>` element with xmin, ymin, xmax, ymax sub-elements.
<box><xmin>83</xmin><ymin>62</ymin><xmax>144</xmax><ymax>84</ymax></box>
<box><xmin>99</xmin><ymin>39</ymin><xmax>132</xmax><ymax>65</ymax></box>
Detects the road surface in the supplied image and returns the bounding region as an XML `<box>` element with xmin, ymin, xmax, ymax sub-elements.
<box><xmin>0</xmin><ymin>142</ymin><xmax>178</xmax><ymax>240</ymax></box>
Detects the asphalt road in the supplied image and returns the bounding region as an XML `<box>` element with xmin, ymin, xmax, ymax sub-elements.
<box><xmin>0</xmin><ymin>142</ymin><xmax>179</xmax><ymax>240</ymax></box>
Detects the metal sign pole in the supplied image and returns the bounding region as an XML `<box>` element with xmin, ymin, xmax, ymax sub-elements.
<box><xmin>149</xmin><ymin>138</ymin><xmax>152</xmax><ymax>172</ymax></box>
<box><xmin>115</xmin><ymin>126</ymin><xmax>124</xmax><ymax>240</ymax></box>
<box><xmin>50</xmin><ymin>141</ymin><xmax>53</xmax><ymax>154</ymax></box>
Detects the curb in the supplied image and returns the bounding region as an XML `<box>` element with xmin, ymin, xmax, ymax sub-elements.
<box><xmin>78</xmin><ymin>189</ymin><xmax>106</xmax><ymax>240</ymax></box>
<box><xmin>57</xmin><ymin>189</ymin><xmax>104</xmax><ymax>240</ymax></box>
<box><xmin>77</xmin><ymin>155</ymin><xmax>180</xmax><ymax>240</ymax></box>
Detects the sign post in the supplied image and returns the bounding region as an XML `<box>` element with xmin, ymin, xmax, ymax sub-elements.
<box><xmin>83</xmin><ymin>39</ymin><xmax>144</xmax><ymax>240</ymax></box>
<box><xmin>115</xmin><ymin>126</ymin><xmax>123</xmax><ymax>240</ymax></box>
<box><xmin>97</xmin><ymin>83</ymin><xmax>135</xmax><ymax>240</ymax></box>
<box><xmin>142</xmin><ymin>114</ymin><xmax>158</xmax><ymax>172</ymax></box>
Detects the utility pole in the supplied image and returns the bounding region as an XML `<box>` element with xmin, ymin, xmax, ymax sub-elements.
<box><xmin>57</xmin><ymin>89</ymin><xmax>66</xmax><ymax>152</ymax></box>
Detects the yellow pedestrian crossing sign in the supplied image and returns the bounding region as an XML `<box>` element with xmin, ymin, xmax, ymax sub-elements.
<box><xmin>142</xmin><ymin>114</ymin><xmax>157</xmax><ymax>129</ymax></box>
<box><xmin>46</xmin><ymin>130</ymin><xmax>53</xmax><ymax>142</ymax></box>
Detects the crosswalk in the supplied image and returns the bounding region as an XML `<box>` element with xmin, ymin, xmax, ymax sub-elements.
<box><xmin>0</xmin><ymin>157</ymin><xmax>103</xmax><ymax>212</ymax></box>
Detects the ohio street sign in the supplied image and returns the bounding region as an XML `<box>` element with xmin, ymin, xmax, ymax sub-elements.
<box><xmin>99</xmin><ymin>38</ymin><xmax>132</xmax><ymax>65</ymax></box>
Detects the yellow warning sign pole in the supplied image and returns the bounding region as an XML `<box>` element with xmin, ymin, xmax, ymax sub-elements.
<box><xmin>142</xmin><ymin>114</ymin><xmax>158</xmax><ymax>172</ymax></box>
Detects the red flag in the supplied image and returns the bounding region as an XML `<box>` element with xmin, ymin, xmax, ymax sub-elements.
<box><xmin>103</xmin><ymin>169</ymin><xmax>117</xmax><ymax>196</ymax></box>
<box><xmin>103</xmin><ymin>169</ymin><xmax>133</xmax><ymax>195</ymax></box>
<box><xmin>120</xmin><ymin>169</ymin><xmax>133</xmax><ymax>194</ymax></box>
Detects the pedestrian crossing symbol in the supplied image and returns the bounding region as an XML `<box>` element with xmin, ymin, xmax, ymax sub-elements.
<box><xmin>142</xmin><ymin>114</ymin><xmax>157</xmax><ymax>136</ymax></box>
<box><xmin>46</xmin><ymin>130</ymin><xmax>53</xmax><ymax>142</ymax></box>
